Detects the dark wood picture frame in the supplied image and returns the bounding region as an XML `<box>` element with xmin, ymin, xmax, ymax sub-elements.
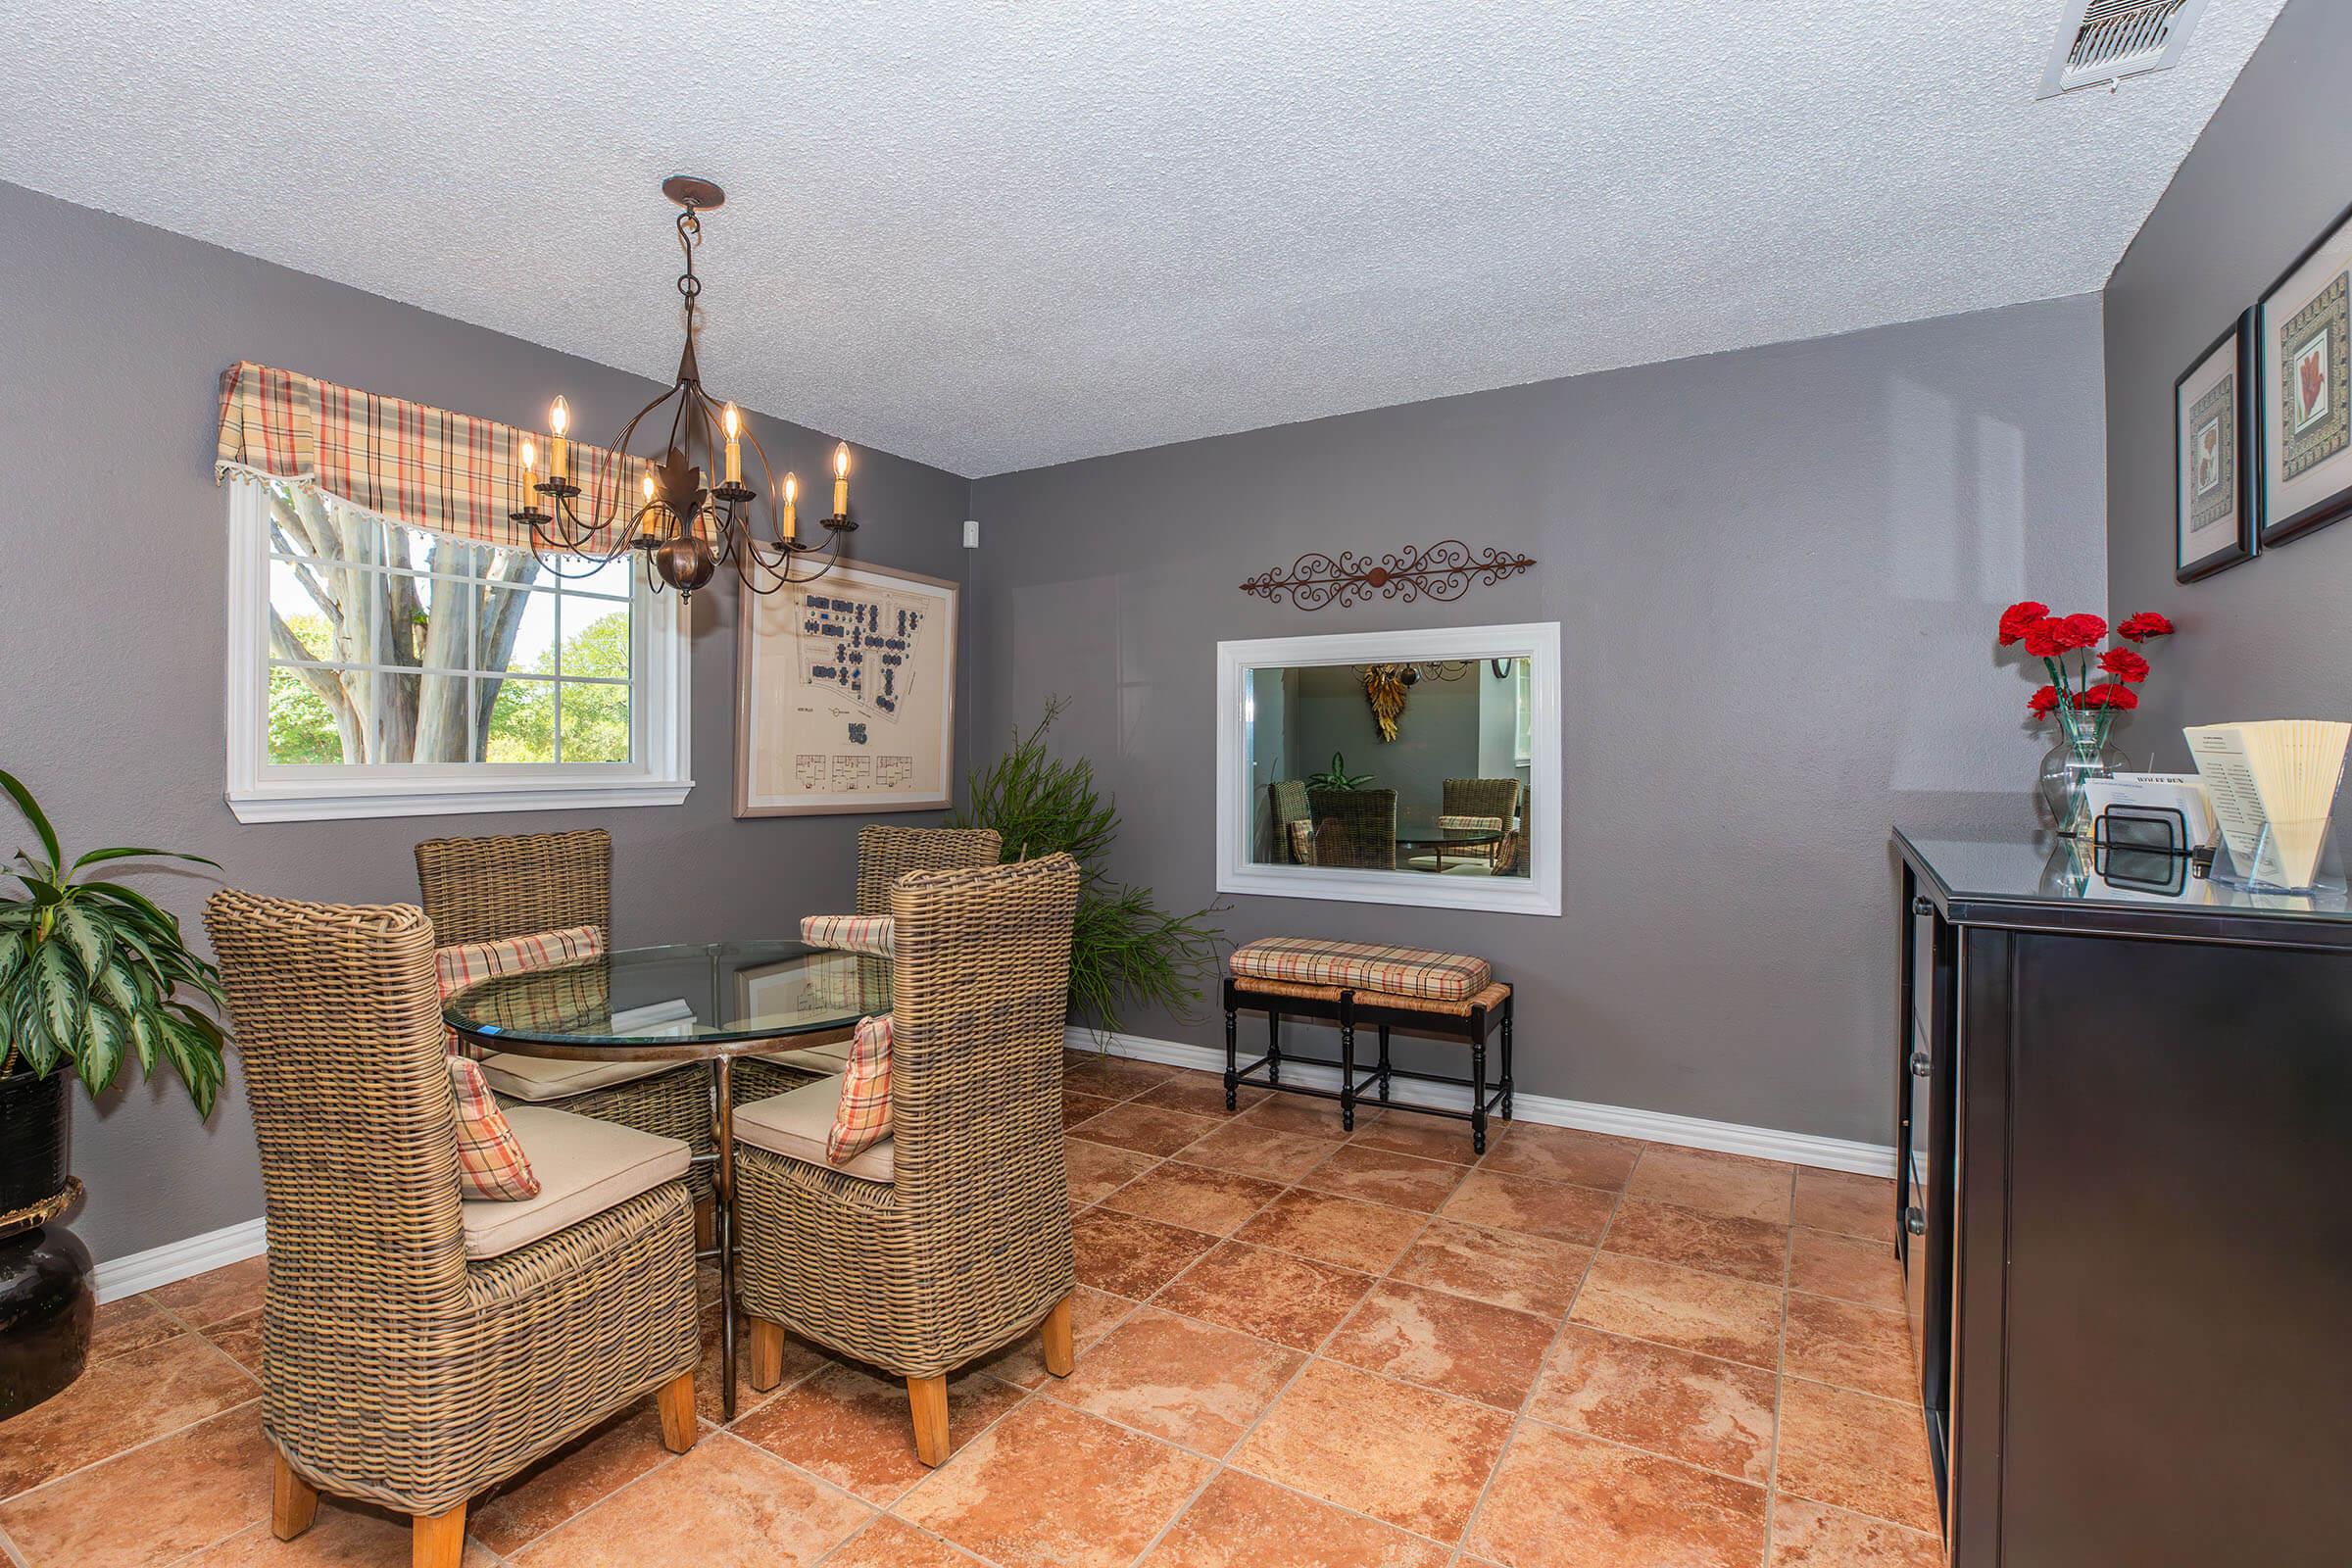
<box><xmin>2174</xmin><ymin>310</ymin><xmax>2260</xmax><ymax>583</ymax></box>
<box><xmin>2256</xmin><ymin>199</ymin><xmax>2352</xmax><ymax>548</ymax></box>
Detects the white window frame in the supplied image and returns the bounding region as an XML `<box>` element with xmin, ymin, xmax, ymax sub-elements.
<box><xmin>223</xmin><ymin>481</ymin><xmax>692</xmax><ymax>823</ymax></box>
<box><xmin>1215</xmin><ymin>621</ymin><xmax>1562</xmax><ymax>917</ymax></box>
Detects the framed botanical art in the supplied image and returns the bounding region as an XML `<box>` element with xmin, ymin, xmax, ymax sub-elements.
<box><xmin>733</xmin><ymin>559</ymin><xmax>959</xmax><ymax>817</ymax></box>
<box><xmin>2258</xmin><ymin>203</ymin><xmax>2352</xmax><ymax>547</ymax></box>
<box><xmin>2174</xmin><ymin>310</ymin><xmax>2259</xmax><ymax>582</ymax></box>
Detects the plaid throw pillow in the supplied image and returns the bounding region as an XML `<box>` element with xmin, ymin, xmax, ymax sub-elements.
<box><xmin>449</xmin><ymin>1056</ymin><xmax>541</xmax><ymax>1200</ymax></box>
<box><xmin>801</xmin><ymin>913</ymin><xmax>895</xmax><ymax>957</ymax></box>
<box><xmin>827</xmin><ymin>1013</ymin><xmax>894</xmax><ymax>1164</ymax></box>
<box><xmin>1434</xmin><ymin>814</ymin><xmax>1505</xmax><ymax>832</ymax></box>
<box><xmin>1286</xmin><ymin>819</ymin><xmax>1317</xmax><ymax>866</ymax></box>
<box><xmin>434</xmin><ymin>925</ymin><xmax>604</xmax><ymax>1058</ymax></box>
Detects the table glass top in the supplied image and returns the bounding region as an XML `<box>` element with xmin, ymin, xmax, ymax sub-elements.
<box><xmin>1394</xmin><ymin>822</ymin><xmax>1505</xmax><ymax>847</ymax></box>
<box><xmin>1899</xmin><ymin>832</ymin><xmax>2352</xmax><ymax>921</ymax></box>
<box><xmin>444</xmin><ymin>941</ymin><xmax>890</xmax><ymax>1048</ymax></box>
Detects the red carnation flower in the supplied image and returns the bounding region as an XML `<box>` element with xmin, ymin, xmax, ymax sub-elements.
<box><xmin>2021</xmin><ymin>619</ymin><xmax>2071</xmax><ymax>658</ymax></box>
<box><xmin>2097</xmin><ymin>647</ymin><xmax>2150</xmax><ymax>683</ymax></box>
<box><xmin>2060</xmin><ymin>612</ymin><xmax>2108</xmax><ymax>650</ymax></box>
<box><xmin>2080</xmin><ymin>682</ymin><xmax>2138</xmax><ymax>711</ymax></box>
<box><xmin>2118</xmin><ymin>612</ymin><xmax>2176</xmax><ymax>642</ymax></box>
<box><xmin>1998</xmin><ymin>601</ymin><xmax>2051</xmax><ymax>646</ymax></box>
<box><xmin>2075</xmin><ymin>684</ymin><xmax>2110</xmax><ymax>710</ymax></box>
<box><xmin>2027</xmin><ymin>684</ymin><xmax>2060</xmax><ymax>718</ymax></box>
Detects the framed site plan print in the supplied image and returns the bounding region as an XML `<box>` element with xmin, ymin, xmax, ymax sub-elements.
<box><xmin>2174</xmin><ymin>311</ymin><xmax>2258</xmax><ymax>582</ymax></box>
<box><xmin>2258</xmin><ymin>203</ymin><xmax>2352</xmax><ymax>548</ymax></box>
<box><xmin>733</xmin><ymin>559</ymin><xmax>959</xmax><ymax>816</ymax></box>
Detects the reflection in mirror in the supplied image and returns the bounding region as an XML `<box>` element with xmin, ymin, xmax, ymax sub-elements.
<box><xmin>1246</xmin><ymin>658</ymin><xmax>1532</xmax><ymax>881</ymax></box>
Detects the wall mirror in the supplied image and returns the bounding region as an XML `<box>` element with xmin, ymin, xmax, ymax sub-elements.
<box><xmin>1215</xmin><ymin>623</ymin><xmax>1561</xmax><ymax>915</ymax></box>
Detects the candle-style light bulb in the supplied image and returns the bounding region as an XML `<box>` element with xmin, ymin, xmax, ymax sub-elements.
<box><xmin>722</xmin><ymin>402</ymin><xmax>743</xmax><ymax>485</ymax></box>
<box><xmin>549</xmin><ymin>396</ymin><xmax>571</xmax><ymax>481</ymax></box>
<box><xmin>518</xmin><ymin>438</ymin><xmax>537</xmax><ymax>507</ymax></box>
<box><xmin>831</xmin><ymin>442</ymin><xmax>850</xmax><ymax>518</ymax></box>
<box><xmin>781</xmin><ymin>471</ymin><xmax>799</xmax><ymax>543</ymax></box>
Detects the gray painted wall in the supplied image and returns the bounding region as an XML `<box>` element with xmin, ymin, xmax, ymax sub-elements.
<box><xmin>0</xmin><ymin>180</ymin><xmax>972</xmax><ymax>1262</ymax></box>
<box><xmin>2105</xmin><ymin>0</ymin><xmax>2350</xmax><ymax>815</ymax></box>
<box><xmin>970</xmin><ymin>295</ymin><xmax>2109</xmax><ymax>1146</ymax></box>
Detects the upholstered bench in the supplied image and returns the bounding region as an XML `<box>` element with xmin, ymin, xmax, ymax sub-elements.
<box><xmin>1223</xmin><ymin>938</ymin><xmax>1514</xmax><ymax>1153</ymax></box>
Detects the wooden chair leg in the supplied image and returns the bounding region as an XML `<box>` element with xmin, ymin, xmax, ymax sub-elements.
<box><xmin>906</xmin><ymin>1373</ymin><xmax>951</xmax><ymax>1467</ymax></box>
<box><xmin>1041</xmin><ymin>1293</ymin><xmax>1076</xmax><ymax>1379</ymax></box>
<box><xmin>749</xmin><ymin>1317</ymin><xmax>789</xmax><ymax>1392</ymax></box>
<box><xmin>270</xmin><ymin>1452</ymin><xmax>319</xmax><ymax>1541</ymax></box>
<box><xmin>656</xmin><ymin>1368</ymin><xmax>698</xmax><ymax>1453</ymax></box>
<box><xmin>412</xmin><ymin>1503</ymin><xmax>466</xmax><ymax>1568</ymax></box>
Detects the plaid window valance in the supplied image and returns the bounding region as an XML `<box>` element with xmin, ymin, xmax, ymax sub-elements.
<box><xmin>215</xmin><ymin>361</ymin><xmax>646</xmax><ymax>550</ymax></box>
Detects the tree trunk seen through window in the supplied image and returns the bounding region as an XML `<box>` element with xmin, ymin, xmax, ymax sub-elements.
<box><xmin>267</xmin><ymin>486</ymin><xmax>545</xmax><ymax>764</ymax></box>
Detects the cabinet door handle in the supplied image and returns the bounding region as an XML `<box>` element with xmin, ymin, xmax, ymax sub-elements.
<box><xmin>1905</xmin><ymin>1206</ymin><xmax>1927</xmax><ymax>1236</ymax></box>
<box><xmin>1909</xmin><ymin>1051</ymin><xmax>1932</xmax><ymax>1077</ymax></box>
<box><xmin>1911</xmin><ymin>896</ymin><xmax>1936</xmax><ymax>916</ymax></box>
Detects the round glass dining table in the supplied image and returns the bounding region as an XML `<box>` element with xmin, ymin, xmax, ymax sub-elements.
<box><xmin>1394</xmin><ymin>821</ymin><xmax>1504</xmax><ymax>872</ymax></box>
<box><xmin>444</xmin><ymin>941</ymin><xmax>888</xmax><ymax>1417</ymax></box>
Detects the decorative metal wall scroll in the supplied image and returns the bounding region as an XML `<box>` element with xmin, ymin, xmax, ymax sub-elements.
<box><xmin>1238</xmin><ymin>539</ymin><xmax>1537</xmax><ymax>611</ymax></box>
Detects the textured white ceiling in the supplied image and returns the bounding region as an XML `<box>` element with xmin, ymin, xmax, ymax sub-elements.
<box><xmin>0</xmin><ymin>0</ymin><xmax>2286</xmax><ymax>476</ymax></box>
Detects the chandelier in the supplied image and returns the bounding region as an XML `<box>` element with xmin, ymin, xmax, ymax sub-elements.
<box><xmin>510</xmin><ymin>175</ymin><xmax>856</xmax><ymax>601</ymax></box>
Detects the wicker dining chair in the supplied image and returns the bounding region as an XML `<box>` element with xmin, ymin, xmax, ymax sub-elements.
<box><xmin>1269</xmin><ymin>779</ymin><xmax>1313</xmax><ymax>864</ymax></box>
<box><xmin>738</xmin><ymin>824</ymin><xmax>1005</xmax><ymax>1102</ymax></box>
<box><xmin>414</xmin><ymin>829</ymin><xmax>727</xmax><ymax>1195</ymax></box>
<box><xmin>734</xmin><ymin>853</ymin><xmax>1081</xmax><ymax>1466</ymax></box>
<box><xmin>1440</xmin><ymin>776</ymin><xmax>1523</xmax><ymax>867</ymax></box>
<box><xmin>203</xmin><ymin>890</ymin><xmax>700</xmax><ymax>1568</ymax></box>
<box><xmin>1309</xmin><ymin>786</ymin><xmax>1398</xmax><ymax>870</ymax></box>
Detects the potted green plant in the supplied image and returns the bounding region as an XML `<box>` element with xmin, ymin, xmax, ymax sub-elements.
<box><xmin>1</xmin><ymin>769</ymin><xmax>228</xmax><ymax>1417</ymax></box>
<box><xmin>1306</xmin><ymin>752</ymin><xmax>1374</xmax><ymax>791</ymax></box>
<box><xmin>953</xmin><ymin>703</ymin><xmax>1224</xmax><ymax>1040</ymax></box>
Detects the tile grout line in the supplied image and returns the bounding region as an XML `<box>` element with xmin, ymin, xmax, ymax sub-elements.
<box><xmin>1448</xmin><ymin>1138</ymin><xmax>1628</xmax><ymax>1561</ymax></box>
<box><xmin>1760</xmin><ymin>1165</ymin><xmax>1799</xmax><ymax>1565</ymax></box>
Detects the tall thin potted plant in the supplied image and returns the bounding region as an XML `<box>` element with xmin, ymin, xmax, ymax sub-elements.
<box><xmin>0</xmin><ymin>769</ymin><xmax>228</xmax><ymax>1416</ymax></box>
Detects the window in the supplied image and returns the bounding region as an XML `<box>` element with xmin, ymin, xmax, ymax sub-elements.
<box><xmin>1513</xmin><ymin>656</ymin><xmax>1534</xmax><ymax>765</ymax></box>
<box><xmin>225</xmin><ymin>481</ymin><xmax>690</xmax><ymax>821</ymax></box>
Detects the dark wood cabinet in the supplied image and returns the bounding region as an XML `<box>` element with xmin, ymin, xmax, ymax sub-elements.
<box><xmin>1894</xmin><ymin>832</ymin><xmax>2352</xmax><ymax>1568</ymax></box>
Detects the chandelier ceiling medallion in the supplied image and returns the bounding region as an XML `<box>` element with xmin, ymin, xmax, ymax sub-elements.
<box><xmin>512</xmin><ymin>175</ymin><xmax>856</xmax><ymax>600</ymax></box>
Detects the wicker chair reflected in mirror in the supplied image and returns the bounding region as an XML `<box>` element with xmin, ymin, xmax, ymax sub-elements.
<box><xmin>414</xmin><ymin>827</ymin><xmax>781</xmax><ymax>1252</ymax></box>
<box><xmin>1401</xmin><ymin>776</ymin><xmax>1522</xmax><ymax>873</ymax></box>
<box><xmin>737</xmin><ymin>824</ymin><xmax>1004</xmax><ymax>1102</ymax></box>
<box><xmin>1269</xmin><ymin>779</ymin><xmax>1313</xmax><ymax>864</ymax></box>
<box><xmin>1308</xmin><ymin>785</ymin><xmax>1398</xmax><ymax>870</ymax></box>
<box><xmin>203</xmin><ymin>890</ymin><xmax>701</xmax><ymax>1568</ymax></box>
<box><xmin>735</xmin><ymin>853</ymin><xmax>1081</xmax><ymax>1466</ymax></box>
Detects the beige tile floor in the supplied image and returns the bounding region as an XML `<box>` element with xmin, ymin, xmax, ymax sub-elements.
<box><xmin>0</xmin><ymin>1054</ymin><xmax>1941</xmax><ymax>1567</ymax></box>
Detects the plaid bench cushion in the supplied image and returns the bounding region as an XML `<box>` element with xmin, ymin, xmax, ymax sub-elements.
<box><xmin>1434</xmin><ymin>814</ymin><xmax>1505</xmax><ymax>832</ymax></box>
<box><xmin>1229</xmin><ymin>937</ymin><xmax>1492</xmax><ymax>1004</ymax></box>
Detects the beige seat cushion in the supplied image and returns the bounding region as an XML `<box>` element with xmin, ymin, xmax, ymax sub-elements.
<box><xmin>733</xmin><ymin>1076</ymin><xmax>895</xmax><ymax>1184</ymax></box>
<box><xmin>477</xmin><ymin>1051</ymin><xmax>674</xmax><ymax>1103</ymax></box>
<box><xmin>759</xmin><ymin>1040</ymin><xmax>853</xmax><ymax>1074</ymax></box>
<box><xmin>461</xmin><ymin>1105</ymin><xmax>691</xmax><ymax>1259</ymax></box>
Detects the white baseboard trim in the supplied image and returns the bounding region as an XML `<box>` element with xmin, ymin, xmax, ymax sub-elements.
<box><xmin>1071</xmin><ymin>1028</ymin><xmax>1897</xmax><ymax>1179</ymax></box>
<box><xmin>93</xmin><ymin>1215</ymin><xmax>268</xmax><ymax>1304</ymax></box>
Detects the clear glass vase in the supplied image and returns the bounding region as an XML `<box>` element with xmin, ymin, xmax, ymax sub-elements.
<box><xmin>2037</xmin><ymin>706</ymin><xmax>2124</xmax><ymax>838</ymax></box>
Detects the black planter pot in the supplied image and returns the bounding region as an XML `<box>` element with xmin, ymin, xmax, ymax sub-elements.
<box><xmin>0</xmin><ymin>1064</ymin><xmax>93</xmax><ymax>1419</ymax></box>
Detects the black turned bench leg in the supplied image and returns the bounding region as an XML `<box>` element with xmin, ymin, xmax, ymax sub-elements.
<box><xmin>1339</xmin><ymin>990</ymin><xmax>1357</xmax><ymax>1132</ymax></box>
<box><xmin>1267</xmin><ymin>1007</ymin><xmax>1282</xmax><ymax>1086</ymax></box>
<box><xmin>1499</xmin><ymin>997</ymin><xmax>1515</xmax><ymax>1121</ymax></box>
<box><xmin>1222</xmin><ymin>978</ymin><xmax>1239</xmax><ymax>1111</ymax></box>
<box><xmin>1377</xmin><ymin>1023</ymin><xmax>1393</xmax><ymax>1104</ymax></box>
<box><xmin>1469</xmin><ymin>1003</ymin><xmax>1490</xmax><ymax>1154</ymax></box>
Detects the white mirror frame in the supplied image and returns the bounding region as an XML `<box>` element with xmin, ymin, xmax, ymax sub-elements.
<box><xmin>1214</xmin><ymin>621</ymin><xmax>1562</xmax><ymax>916</ymax></box>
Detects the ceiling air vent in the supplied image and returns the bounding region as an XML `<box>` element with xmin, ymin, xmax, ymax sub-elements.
<box><xmin>2037</xmin><ymin>0</ymin><xmax>2210</xmax><ymax>98</ymax></box>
